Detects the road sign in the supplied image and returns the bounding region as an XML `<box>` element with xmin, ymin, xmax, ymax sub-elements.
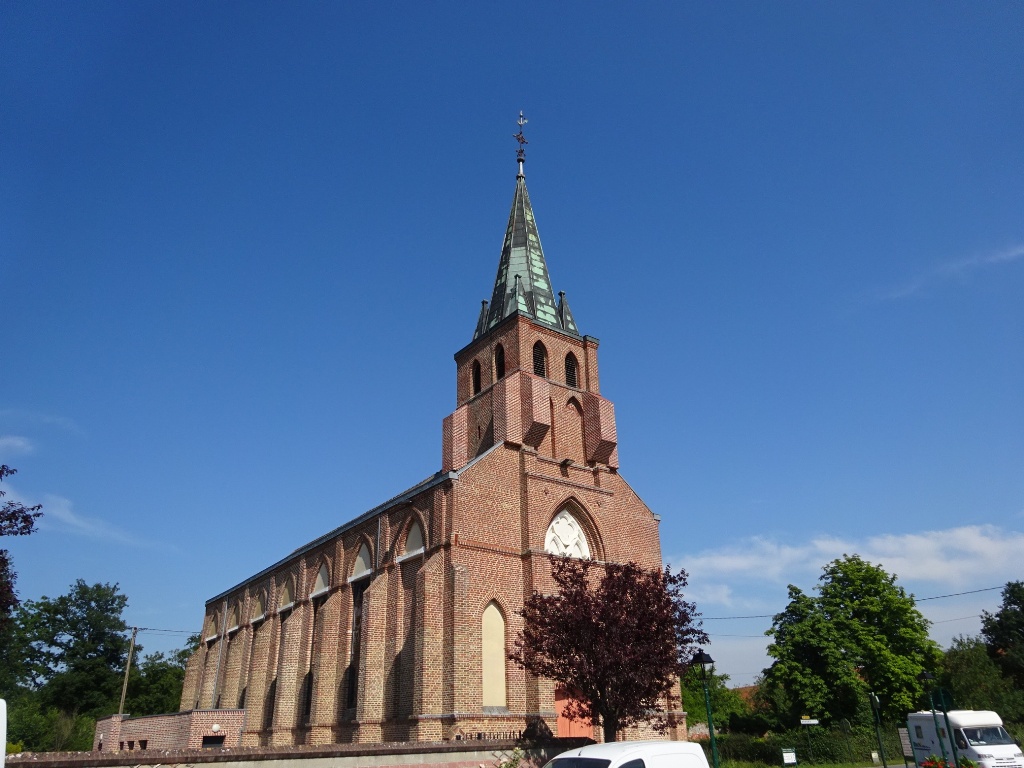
<box><xmin>800</xmin><ymin>719</ymin><xmax>819</xmax><ymax>726</ymax></box>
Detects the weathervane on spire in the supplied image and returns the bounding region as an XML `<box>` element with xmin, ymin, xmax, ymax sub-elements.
<box><xmin>513</xmin><ymin>111</ymin><xmax>528</xmax><ymax>176</ymax></box>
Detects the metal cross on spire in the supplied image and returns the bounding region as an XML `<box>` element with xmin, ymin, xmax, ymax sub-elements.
<box><xmin>513</xmin><ymin>111</ymin><xmax>528</xmax><ymax>176</ymax></box>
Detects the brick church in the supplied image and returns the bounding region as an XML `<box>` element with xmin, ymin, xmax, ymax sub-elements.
<box><xmin>98</xmin><ymin>122</ymin><xmax>684</xmax><ymax>752</ymax></box>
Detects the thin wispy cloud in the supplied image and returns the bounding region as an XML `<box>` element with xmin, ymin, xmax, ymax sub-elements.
<box><xmin>675</xmin><ymin>524</ymin><xmax>1024</xmax><ymax>607</ymax></box>
<box><xmin>0</xmin><ymin>435</ymin><xmax>35</xmax><ymax>457</ymax></box>
<box><xmin>39</xmin><ymin>494</ymin><xmax>145</xmax><ymax>547</ymax></box>
<box><xmin>0</xmin><ymin>409</ymin><xmax>83</xmax><ymax>434</ymax></box>
<box><xmin>874</xmin><ymin>244</ymin><xmax>1024</xmax><ymax>301</ymax></box>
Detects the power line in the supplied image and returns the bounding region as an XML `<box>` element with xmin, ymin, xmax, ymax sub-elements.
<box><xmin>130</xmin><ymin>627</ymin><xmax>195</xmax><ymax>634</ymax></box>
<box><xmin>702</xmin><ymin>586</ymin><xmax>1002</xmax><ymax>620</ymax></box>
<box><xmin>916</xmin><ymin>586</ymin><xmax>1001</xmax><ymax>601</ymax></box>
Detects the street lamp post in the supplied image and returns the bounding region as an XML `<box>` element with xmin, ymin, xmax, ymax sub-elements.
<box><xmin>693</xmin><ymin>650</ymin><xmax>721</xmax><ymax>768</ymax></box>
<box><xmin>868</xmin><ymin>692</ymin><xmax>889</xmax><ymax>768</ymax></box>
<box><xmin>919</xmin><ymin>672</ymin><xmax>959</xmax><ymax>768</ymax></box>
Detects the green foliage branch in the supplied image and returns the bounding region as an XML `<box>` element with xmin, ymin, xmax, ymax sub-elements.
<box><xmin>981</xmin><ymin>581</ymin><xmax>1024</xmax><ymax>690</ymax></box>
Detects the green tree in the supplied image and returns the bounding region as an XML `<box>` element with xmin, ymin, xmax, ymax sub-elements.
<box><xmin>126</xmin><ymin>636</ymin><xmax>198</xmax><ymax>716</ymax></box>
<box><xmin>21</xmin><ymin>580</ymin><xmax>131</xmax><ymax>718</ymax></box>
<box><xmin>760</xmin><ymin>555</ymin><xmax>940</xmax><ymax>727</ymax></box>
<box><xmin>679</xmin><ymin>664</ymin><xmax>750</xmax><ymax>730</ymax></box>
<box><xmin>510</xmin><ymin>557</ymin><xmax>708</xmax><ymax>742</ymax></box>
<box><xmin>938</xmin><ymin>635</ymin><xmax>1023</xmax><ymax>719</ymax></box>
<box><xmin>981</xmin><ymin>581</ymin><xmax>1024</xmax><ymax>689</ymax></box>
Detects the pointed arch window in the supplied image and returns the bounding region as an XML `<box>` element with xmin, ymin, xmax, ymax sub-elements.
<box><xmin>402</xmin><ymin>519</ymin><xmax>425</xmax><ymax>558</ymax></box>
<box><xmin>565</xmin><ymin>353</ymin><xmax>578</xmax><ymax>388</ymax></box>
<box><xmin>472</xmin><ymin>360</ymin><xmax>482</xmax><ymax>395</ymax></box>
<box><xmin>494</xmin><ymin>344</ymin><xmax>506</xmax><ymax>380</ymax></box>
<box><xmin>278</xmin><ymin>578</ymin><xmax>295</xmax><ymax>613</ymax></box>
<box><xmin>251</xmin><ymin>592</ymin><xmax>266</xmax><ymax>624</ymax></box>
<box><xmin>533</xmin><ymin>341</ymin><xmax>548</xmax><ymax>377</ymax></box>
<box><xmin>481</xmin><ymin>601</ymin><xmax>507</xmax><ymax>708</ymax></box>
<box><xmin>311</xmin><ymin>563</ymin><xmax>330</xmax><ymax>599</ymax></box>
<box><xmin>544</xmin><ymin>509</ymin><xmax>591</xmax><ymax>559</ymax></box>
<box><xmin>351</xmin><ymin>542</ymin><xmax>372</xmax><ymax>581</ymax></box>
<box><xmin>227</xmin><ymin>604</ymin><xmax>240</xmax><ymax>634</ymax></box>
<box><xmin>204</xmin><ymin>613</ymin><xmax>219</xmax><ymax>643</ymax></box>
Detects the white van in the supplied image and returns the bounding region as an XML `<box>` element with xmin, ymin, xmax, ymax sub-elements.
<box><xmin>543</xmin><ymin>740</ymin><xmax>711</xmax><ymax>768</ymax></box>
<box><xmin>907</xmin><ymin>710</ymin><xmax>1023</xmax><ymax>768</ymax></box>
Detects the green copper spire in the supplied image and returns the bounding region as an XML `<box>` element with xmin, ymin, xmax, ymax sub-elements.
<box><xmin>474</xmin><ymin>113</ymin><xmax>580</xmax><ymax>340</ymax></box>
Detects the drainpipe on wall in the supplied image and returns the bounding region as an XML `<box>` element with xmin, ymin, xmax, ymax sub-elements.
<box><xmin>376</xmin><ymin>514</ymin><xmax>382</xmax><ymax>569</ymax></box>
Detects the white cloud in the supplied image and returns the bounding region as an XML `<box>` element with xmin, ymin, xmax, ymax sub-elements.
<box><xmin>673</xmin><ymin>525</ymin><xmax>1022</xmax><ymax>686</ymax></box>
<box><xmin>873</xmin><ymin>243</ymin><xmax>1024</xmax><ymax>300</ymax></box>
<box><xmin>0</xmin><ymin>435</ymin><xmax>35</xmax><ymax>457</ymax></box>
<box><xmin>675</xmin><ymin>528</ymin><xmax>1019</xmax><ymax>598</ymax></box>
<box><xmin>39</xmin><ymin>494</ymin><xmax>142</xmax><ymax>546</ymax></box>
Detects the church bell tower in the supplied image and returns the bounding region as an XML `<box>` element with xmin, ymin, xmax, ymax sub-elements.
<box><xmin>442</xmin><ymin>114</ymin><xmax>620</xmax><ymax>473</ymax></box>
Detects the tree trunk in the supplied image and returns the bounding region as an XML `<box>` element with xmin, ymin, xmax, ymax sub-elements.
<box><xmin>602</xmin><ymin>718</ymin><xmax>618</xmax><ymax>743</ymax></box>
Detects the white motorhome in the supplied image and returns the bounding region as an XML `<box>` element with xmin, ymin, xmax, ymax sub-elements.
<box><xmin>908</xmin><ymin>710</ymin><xmax>1023</xmax><ymax>768</ymax></box>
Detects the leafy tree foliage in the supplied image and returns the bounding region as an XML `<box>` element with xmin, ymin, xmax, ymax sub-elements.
<box><xmin>510</xmin><ymin>556</ymin><xmax>708</xmax><ymax>742</ymax></box>
<box><xmin>19</xmin><ymin>580</ymin><xmax>131</xmax><ymax>717</ymax></box>
<box><xmin>760</xmin><ymin>555</ymin><xmax>940</xmax><ymax>727</ymax></box>
<box><xmin>126</xmin><ymin>637</ymin><xmax>198</xmax><ymax>716</ymax></box>
<box><xmin>0</xmin><ymin>465</ymin><xmax>43</xmax><ymax>624</ymax></box>
<box><xmin>981</xmin><ymin>581</ymin><xmax>1024</xmax><ymax>689</ymax></box>
<box><xmin>679</xmin><ymin>664</ymin><xmax>751</xmax><ymax>730</ymax></box>
<box><xmin>938</xmin><ymin>635</ymin><xmax>1023</xmax><ymax>719</ymax></box>
<box><xmin>2</xmin><ymin>580</ymin><xmax>196</xmax><ymax>752</ymax></box>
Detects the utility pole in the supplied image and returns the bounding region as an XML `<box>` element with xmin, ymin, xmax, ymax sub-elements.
<box><xmin>118</xmin><ymin>626</ymin><xmax>139</xmax><ymax>715</ymax></box>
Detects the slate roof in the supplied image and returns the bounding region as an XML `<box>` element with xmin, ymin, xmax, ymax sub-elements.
<box><xmin>474</xmin><ymin>170</ymin><xmax>579</xmax><ymax>340</ymax></box>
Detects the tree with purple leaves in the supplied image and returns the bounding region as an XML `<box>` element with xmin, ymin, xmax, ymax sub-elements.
<box><xmin>1</xmin><ymin>465</ymin><xmax>43</xmax><ymax>626</ymax></box>
<box><xmin>510</xmin><ymin>556</ymin><xmax>708</xmax><ymax>742</ymax></box>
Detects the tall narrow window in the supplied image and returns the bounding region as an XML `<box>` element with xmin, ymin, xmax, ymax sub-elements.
<box><xmin>494</xmin><ymin>344</ymin><xmax>505</xmax><ymax>379</ymax></box>
<box><xmin>472</xmin><ymin>360</ymin><xmax>482</xmax><ymax>395</ymax></box>
<box><xmin>303</xmin><ymin>592</ymin><xmax>326</xmax><ymax>723</ymax></box>
<box><xmin>565</xmin><ymin>353</ymin><xmax>578</xmax><ymax>388</ymax></box>
<box><xmin>482</xmin><ymin>601</ymin><xmax>507</xmax><ymax>707</ymax></box>
<box><xmin>532</xmin><ymin>341</ymin><xmax>547</xmax><ymax>377</ymax></box>
<box><xmin>346</xmin><ymin>578</ymin><xmax>368</xmax><ymax>708</ymax></box>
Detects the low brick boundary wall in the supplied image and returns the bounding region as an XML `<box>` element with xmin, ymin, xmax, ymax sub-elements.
<box><xmin>5</xmin><ymin>737</ymin><xmax>593</xmax><ymax>768</ymax></box>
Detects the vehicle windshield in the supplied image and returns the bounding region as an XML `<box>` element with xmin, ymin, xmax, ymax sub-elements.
<box><xmin>960</xmin><ymin>727</ymin><xmax>1016</xmax><ymax>747</ymax></box>
<box><xmin>543</xmin><ymin>759</ymin><xmax>612</xmax><ymax>768</ymax></box>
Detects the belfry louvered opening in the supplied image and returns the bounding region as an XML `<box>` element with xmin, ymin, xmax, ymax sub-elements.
<box><xmin>472</xmin><ymin>360</ymin><xmax>482</xmax><ymax>395</ymax></box>
<box><xmin>532</xmin><ymin>341</ymin><xmax>547</xmax><ymax>377</ymax></box>
<box><xmin>565</xmin><ymin>353</ymin><xmax>578</xmax><ymax>388</ymax></box>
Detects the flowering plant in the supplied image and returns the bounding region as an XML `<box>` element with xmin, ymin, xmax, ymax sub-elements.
<box><xmin>920</xmin><ymin>757</ymin><xmax>978</xmax><ymax>768</ymax></box>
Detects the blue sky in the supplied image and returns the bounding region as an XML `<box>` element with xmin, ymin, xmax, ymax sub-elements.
<box><xmin>2</xmin><ymin>3</ymin><xmax>1022</xmax><ymax>688</ymax></box>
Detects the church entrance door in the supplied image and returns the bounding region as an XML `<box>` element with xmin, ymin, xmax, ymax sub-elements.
<box><xmin>554</xmin><ymin>686</ymin><xmax>592</xmax><ymax>738</ymax></box>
